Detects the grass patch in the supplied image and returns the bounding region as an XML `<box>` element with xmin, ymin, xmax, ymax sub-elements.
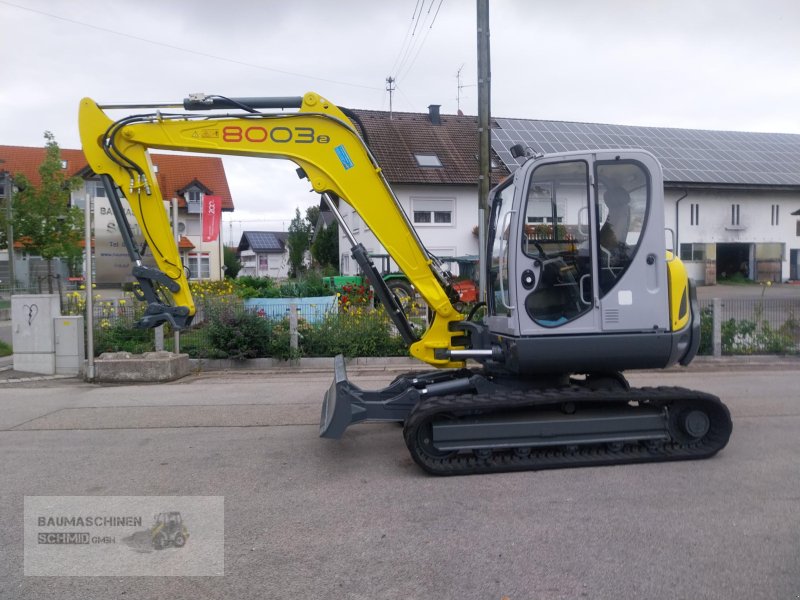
<box><xmin>0</xmin><ymin>340</ymin><xmax>11</xmax><ymax>357</ymax></box>
<box><xmin>717</xmin><ymin>273</ymin><xmax>758</xmax><ymax>285</ymax></box>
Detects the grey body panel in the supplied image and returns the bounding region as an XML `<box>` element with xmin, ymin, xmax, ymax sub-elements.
<box><xmin>491</xmin><ymin>326</ymin><xmax>692</xmax><ymax>375</ymax></box>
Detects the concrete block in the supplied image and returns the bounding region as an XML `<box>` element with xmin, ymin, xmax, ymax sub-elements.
<box><xmin>93</xmin><ymin>351</ymin><xmax>190</xmax><ymax>383</ymax></box>
<box><xmin>13</xmin><ymin>352</ymin><xmax>56</xmax><ymax>375</ymax></box>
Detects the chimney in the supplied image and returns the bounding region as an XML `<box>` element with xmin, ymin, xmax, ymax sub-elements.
<box><xmin>428</xmin><ymin>104</ymin><xmax>441</xmax><ymax>125</ymax></box>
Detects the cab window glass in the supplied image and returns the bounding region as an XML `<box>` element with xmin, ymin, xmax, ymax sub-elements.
<box><xmin>488</xmin><ymin>180</ymin><xmax>515</xmax><ymax>316</ymax></box>
<box><xmin>522</xmin><ymin>161</ymin><xmax>592</xmax><ymax>327</ymax></box>
<box><xmin>595</xmin><ymin>162</ymin><xmax>649</xmax><ymax>297</ymax></box>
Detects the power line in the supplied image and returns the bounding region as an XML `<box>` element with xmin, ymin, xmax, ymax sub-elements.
<box><xmin>394</xmin><ymin>0</ymin><xmax>438</xmax><ymax>80</ymax></box>
<box><xmin>396</xmin><ymin>0</ymin><xmax>446</xmax><ymax>82</ymax></box>
<box><xmin>0</xmin><ymin>0</ymin><xmax>383</xmax><ymax>91</ymax></box>
<box><xmin>388</xmin><ymin>0</ymin><xmax>423</xmax><ymax>77</ymax></box>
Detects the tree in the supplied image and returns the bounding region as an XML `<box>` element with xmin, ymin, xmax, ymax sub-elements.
<box><xmin>305</xmin><ymin>205</ymin><xmax>320</xmax><ymax>230</ymax></box>
<box><xmin>223</xmin><ymin>246</ymin><xmax>242</xmax><ymax>279</ymax></box>
<box><xmin>11</xmin><ymin>132</ymin><xmax>83</xmax><ymax>292</ymax></box>
<box><xmin>286</xmin><ymin>207</ymin><xmax>310</xmax><ymax>278</ymax></box>
<box><xmin>311</xmin><ymin>220</ymin><xmax>338</xmax><ymax>271</ymax></box>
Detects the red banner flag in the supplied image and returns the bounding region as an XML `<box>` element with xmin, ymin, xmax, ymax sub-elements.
<box><xmin>202</xmin><ymin>195</ymin><xmax>222</xmax><ymax>242</ymax></box>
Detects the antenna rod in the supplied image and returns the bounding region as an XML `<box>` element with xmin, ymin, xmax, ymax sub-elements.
<box><xmin>386</xmin><ymin>76</ymin><xmax>396</xmax><ymax>119</ymax></box>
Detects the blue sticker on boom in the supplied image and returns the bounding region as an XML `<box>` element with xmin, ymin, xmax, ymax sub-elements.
<box><xmin>334</xmin><ymin>144</ymin><xmax>354</xmax><ymax>170</ymax></box>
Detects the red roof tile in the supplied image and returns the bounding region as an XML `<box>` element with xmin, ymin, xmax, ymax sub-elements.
<box><xmin>0</xmin><ymin>145</ymin><xmax>234</xmax><ymax>210</ymax></box>
<box><xmin>0</xmin><ymin>146</ymin><xmax>86</xmax><ymax>186</ymax></box>
<box><xmin>178</xmin><ymin>235</ymin><xmax>196</xmax><ymax>250</ymax></box>
<box><xmin>351</xmin><ymin>109</ymin><xmax>508</xmax><ymax>186</ymax></box>
<box><xmin>151</xmin><ymin>154</ymin><xmax>234</xmax><ymax>211</ymax></box>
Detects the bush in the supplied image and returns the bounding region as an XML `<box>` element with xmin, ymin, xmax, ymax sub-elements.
<box><xmin>698</xmin><ymin>307</ymin><xmax>713</xmax><ymax>355</ymax></box>
<box><xmin>95</xmin><ymin>319</ymin><xmax>153</xmax><ymax>355</ymax></box>
<box><xmin>234</xmin><ymin>273</ymin><xmax>330</xmax><ymax>299</ymax></box>
<box><xmin>234</xmin><ymin>276</ymin><xmax>278</xmax><ymax>299</ymax></box>
<box><xmin>207</xmin><ymin>311</ymin><xmax>272</xmax><ymax>360</ymax></box>
<box><xmin>302</xmin><ymin>311</ymin><xmax>407</xmax><ymax>358</ymax></box>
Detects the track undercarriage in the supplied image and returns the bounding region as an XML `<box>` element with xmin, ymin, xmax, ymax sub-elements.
<box><xmin>320</xmin><ymin>355</ymin><xmax>732</xmax><ymax>476</ymax></box>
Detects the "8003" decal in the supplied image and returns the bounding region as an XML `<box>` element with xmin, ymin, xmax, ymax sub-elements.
<box><xmin>222</xmin><ymin>126</ymin><xmax>330</xmax><ymax>144</ymax></box>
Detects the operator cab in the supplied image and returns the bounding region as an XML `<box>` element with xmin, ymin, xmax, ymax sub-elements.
<box><xmin>485</xmin><ymin>150</ymin><xmax>681</xmax><ymax>374</ymax></box>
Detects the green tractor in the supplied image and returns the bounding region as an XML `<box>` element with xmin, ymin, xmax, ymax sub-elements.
<box><xmin>150</xmin><ymin>511</ymin><xmax>189</xmax><ymax>550</ymax></box>
<box><xmin>323</xmin><ymin>254</ymin><xmax>478</xmax><ymax>314</ymax></box>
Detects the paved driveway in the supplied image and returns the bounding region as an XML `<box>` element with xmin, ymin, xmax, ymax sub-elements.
<box><xmin>0</xmin><ymin>363</ymin><xmax>798</xmax><ymax>599</ymax></box>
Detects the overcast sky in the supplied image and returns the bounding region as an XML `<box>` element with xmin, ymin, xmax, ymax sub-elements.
<box><xmin>2</xmin><ymin>0</ymin><xmax>798</xmax><ymax>245</ymax></box>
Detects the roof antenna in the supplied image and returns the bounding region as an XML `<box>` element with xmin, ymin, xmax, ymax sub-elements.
<box><xmin>386</xmin><ymin>76</ymin><xmax>396</xmax><ymax>120</ymax></box>
<box><xmin>455</xmin><ymin>64</ymin><xmax>474</xmax><ymax>115</ymax></box>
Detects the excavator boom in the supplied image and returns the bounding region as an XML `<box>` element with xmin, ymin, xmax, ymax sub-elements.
<box><xmin>79</xmin><ymin>92</ymin><xmax>464</xmax><ymax>366</ymax></box>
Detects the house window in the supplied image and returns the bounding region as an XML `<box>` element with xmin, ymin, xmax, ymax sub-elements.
<box><xmin>187</xmin><ymin>252</ymin><xmax>210</xmax><ymax>279</ymax></box>
<box><xmin>414</xmin><ymin>153</ymin><xmax>443</xmax><ymax>168</ymax></box>
<box><xmin>690</xmin><ymin>203</ymin><xmax>699</xmax><ymax>226</ymax></box>
<box><xmin>731</xmin><ymin>204</ymin><xmax>740</xmax><ymax>226</ymax></box>
<box><xmin>258</xmin><ymin>254</ymin><xmax>269</xmax><ymax>272</ymax></box>
<box><xmin>411</xmin><ymin>197</ymin><xmax>454</xmax><ymax>226</ymax></box>
<box><xmin>186</xmin><ymin>189</ymin><xmax>203</xmax><ymax>214</ymax></box>
<box><xmin>61</xmin><ymin>160</ymin><xmax>68</xmax><ymax>169</ymax></box>
<box><xmin>680</xmin><ymin>243</ymin><xmax>705</xmax><ymax>261</ymax></box>
<box><xmin>526</xmin><ymin>188</ymin><xmax>565</xmax><ymax>224</ymax></box>
<box><xmin>771</xmin><ymin>204</ymin><xmax>779</xmax><ymax>226</ymax></box>
<box><xmin>95</xmin><ymin>183</ymin><xmax>106</xmax><ymax>198</ymax></box>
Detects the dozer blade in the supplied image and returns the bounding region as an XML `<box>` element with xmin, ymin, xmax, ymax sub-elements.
<box><xmin>319</xmin><ymin>355</ymin><xmax>420</xmax><ymax>439</ymax></box>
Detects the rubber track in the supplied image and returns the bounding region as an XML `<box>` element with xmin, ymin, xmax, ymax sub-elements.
<box><xmin>403</xmin><ymin>386</ymin><xmax>732</xmax><ymax>476</ymax></box>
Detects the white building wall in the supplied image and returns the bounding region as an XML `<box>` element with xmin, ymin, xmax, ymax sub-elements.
<box><xmin>339</xmin><ymin>184</ymin><xmax>481</xmax><ymax>275</ymax></box>
<box><xmin>70</xmin><ymin>182</ymin><xmax>225</xmax><ymax>282</ymax></box>
<box><xmin>237</xmin><ymin>249</ymin><xmax>289</xmax><ymax>279</ymax></box>
<box><xmin>263</xmin><ymin>251</ymin><xmax>290</xmax><ymax>279</ymax></box>
<box><xmin>665</xmin><ymin>188</ymin><xmax>799</xmax><ymax>282</ymax></box>
<box><xmin>338</xmin><ymin>180</ymin><xmax>800</xmax><ymax>282</ymax></box>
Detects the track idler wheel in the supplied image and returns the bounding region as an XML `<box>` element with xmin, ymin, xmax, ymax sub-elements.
<box><xmin>667</xmin><ymin>400</ymin><xmax>718</xmax><ymax>446</ymax></box>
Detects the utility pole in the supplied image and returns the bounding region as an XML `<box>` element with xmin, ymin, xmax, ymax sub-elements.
<box><xmin>476</xmin><ymin>0</ymin><xmax>491</xmax><ymax>301</ymax></box>
<box><xmin>0</xmin><ymin>168</ymin><xmax>15</xmax><ymax>292</ymax></box>
<box><xmin>386</xmin><ymin>76</ymin><xmax>396</xmax><ymax>119</ymax></box>
<box><xmin>84</xmin><ymin>192</ymin><xmax>94</xmax><ymax>380</ymax></box>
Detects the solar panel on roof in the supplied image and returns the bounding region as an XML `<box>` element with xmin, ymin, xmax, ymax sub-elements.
<box><xmin>492</xmin><ymin>117</ymin><xmax>800</xmax><ymax>186</ymax></box>
<box><xmin>245</xmin><ymin>231</ymin><xmax>283</xmax><ymax>251</ymax></box>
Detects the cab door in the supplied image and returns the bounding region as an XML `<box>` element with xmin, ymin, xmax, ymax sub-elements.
<box><xmin>513</xmin><ymin>156</ymin><xmax>601</xmax><ymax>336</ymax></box>
<box><xmin>592</xmin><ymin>152</ymin><xmax>670</xmax><ymax>332</ymax></box>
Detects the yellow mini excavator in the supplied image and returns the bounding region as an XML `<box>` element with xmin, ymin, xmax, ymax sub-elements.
<box><xmin>79</xmin><ymin>92</ymin><xmax>732</xmax><ymax>476</ymax></box>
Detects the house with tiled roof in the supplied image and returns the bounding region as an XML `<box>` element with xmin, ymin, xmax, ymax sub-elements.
<box><xmin>237</xmin><ymin>231</ymin><xmax>290</xmax><ymax>279</ymax></box>
<box><xmin>336</xmin><ymin>106</ymin><xmax>507</xmax><ymax>276</ymax></box>
<box><xmin>0</xmin><ymin>145</ymin><xmax>234</xmax><ymax>287</ymax></box>
<box><xmin>489</xmin><ymin>117</ymin><xmax>800</xmax><ymax>282</ymax></box>
<box><xmin>346</xmin><ymin>106</ymin><xmax>800</xmax><ymax>283</ymax></box>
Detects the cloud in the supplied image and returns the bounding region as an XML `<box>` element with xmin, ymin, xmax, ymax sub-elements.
<box><xmin>2</xmin><ymin>0</ymin><xmax>798</xmax><ymax>244</ymax></box>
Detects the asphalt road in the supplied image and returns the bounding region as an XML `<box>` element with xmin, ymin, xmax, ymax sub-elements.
<box><xmin>0</xmin><ymin>364</ymin><xmax>798</xmax><ymax>600</ymax></box>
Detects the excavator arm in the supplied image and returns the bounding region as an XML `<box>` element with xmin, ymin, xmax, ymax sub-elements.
<box><xmin>79</xmin><ymin>92</ymin><xmax>465</xmax><ymax>367</ymax></box>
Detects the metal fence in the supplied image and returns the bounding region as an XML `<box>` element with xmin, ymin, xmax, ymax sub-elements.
<box><xmin>698</xmin><ymin>297</ymin><xmax>800</xmax><ymax>355</ymax></box>
<box><xmin>87</xmin><ymin>296</ymin><xmax>408</xmax><ymax>359</ymax></box>
<box><xmin>74</xmin><ymin>294</ymin><xmax>800</xmax><ymax>358</ymax></box>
